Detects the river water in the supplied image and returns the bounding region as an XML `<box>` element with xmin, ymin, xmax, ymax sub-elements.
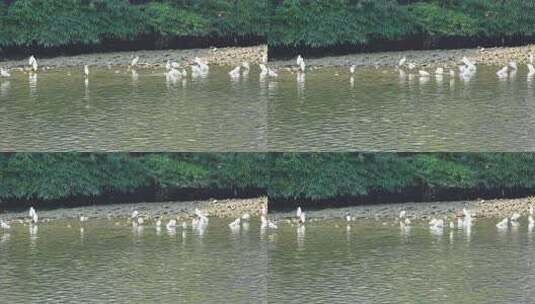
<box><xmin>1</xmin><ymin>217</ymin><xmax>534</xmax><ymax>303</ymax></box>
<box><xmin>1</xmin><ymin>66</ymin><xmax>534</xmax><ymax>151</ymax></box>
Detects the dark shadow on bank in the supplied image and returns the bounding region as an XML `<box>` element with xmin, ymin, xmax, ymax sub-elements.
<box><xmin>0</xmin><ymin>34</ymin><xmax>266</xmax><ymax>60</ymax></box>
<box><xmin>1</xmin><ymin>185</ymin><xmax>534</xmax><ymax>214</ymax></box>
<box><xmin>269</xmin><ymin>34</ymin><xmax>535</xmax><ymax>60</ymax></box>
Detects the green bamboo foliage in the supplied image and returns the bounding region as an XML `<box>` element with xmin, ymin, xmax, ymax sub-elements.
<box><xmin>1</xmin><ymin>153</ymin><xmax>535</xmax><ymax>202</ymax></box>
<box><xmin>0</xmin><ymin>0</ymin><xmax>534</xmax><ymax>49</ymax></box>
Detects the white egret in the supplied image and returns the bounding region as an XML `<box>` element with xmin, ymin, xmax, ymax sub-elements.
<box><xmin>496</xmin><ymin>66</ymin><xmax>508</xmax><ymax>78</ymax></box>
<box><xmin>79</xmin><ymin>215</ymin><xmax>88</xmax><ymax>222</ymax></box>
<box><xmin>194</xmin><ymin>208</ymin><xmax>209</xmax><ymax>223</ymax></box>
<box><xmin>131</xmin><ymin>210</ymin><xmax>139</xmax><ymax>219</ymax></box>
<box><xmin>296</xmin><ymin>207</ymin><xmax>303</xmax><ymax>218</ymax></box>
<box><xmin>29</xmin><ymin>207</ymin><xmax>38</xmax><ymax>224</ymax></box>
<box><xmin>399</xmin><ymin>210</ymin><xmax>406</xmax><ymax>219</ymax></box>
<box><xmin>228</xmin><ymin>217</ymin><xmax>241</xmax><ymax>229</ymax></box>
<box><xmin>529</xmin><ymin>53</ymin><xmax>534</xmax><ymax>65</ymax></box>
<box><xmin>345</xmin><ymin>212</ymin><xmax>352</xmax><ymax>222</ymax></box>
<box><xmin>0</xmin><ymin>68</ymin><xmax>10</xmax><ymax>78</ymax></box>
<box><xmin>259</xmin><ymin>63</ymin><xmax>268</xmax><ymax>76</ymax></box>
<box><xmin>530</xmin><ymin>205</ymin><xmax>534</xmax><ymax>216</ymax></box>
<box><xmin>267</xmin><ymin>68</ymin><xmax>278</xmax><ymax>77</ymax></box>
<box><xmin>296</xmin><ymin>55</ymin><xmax>305</xmax><ymax>72</ymax></box>
<box><xmin>193</xmin><ymin>57</ymin><xmax>209</xmax><ymax>72</ymax></box>
<box><xmin>131</xmin><ymin>56</ymin><xmax>140</xmax><ymax>67</ymax></box>
<box><xmin>462</xmin><ymin>57</ymin><xmax>476</xmax><ymax>70</ymax></box>
<box><xmin>261</xmin><ymin>215</ymin><xmax>278</xmax><ymax>229</ymax></box>
<box><xmin>496</xmin><ymin>217</ymin><xmax>508</xmax><ymax>229</ymax></box>
<box><xmin>29</xmin><ymin>55</ymin><xmax>38</xmax><ymax>71</ymax></box>
<box><xmin>299</xmin><ymin>212</ymin><xmax>306</xmax><ymax>224</ymax></box>
<box><xmin>429</xmin><ymin>218</ymin><xmax>444</xmax><ymax>228</ymax></box>
<box><xmin>166</xmin><ymin>219</ymin><xmax>177</xmax><ymax>230</ymax></box>
<box><xmin>527</xmin><ymin>64</ymin><xmax>535</xmax><ymax>77</ymax></box>
<box><xmin>349</xmin><ymin>65</ymin><xmax>356</xmax><ymax>74</ymax></box>
<box><xmin>418</xmin><ymin>70</ymin><xmax>430</xmax><ymax>77</ymax></box>
<box><xmin>229</xmin><ymin>66</ymin><xmax>241</xmax><ymax>78</ymax></box>
<box><xmin>83</xmin><ymin>65</ymin><xmax>89</xmax><ymax>78</ymax></box>
<box><xmin>398</xmin><ymin>57</ymin><xmax>406</xmax><ymax>67</ymax></box>
<box><xmin>0</xmin><ymin>220</ymin><xmax>10</xmax><ymax>230</ymax></box>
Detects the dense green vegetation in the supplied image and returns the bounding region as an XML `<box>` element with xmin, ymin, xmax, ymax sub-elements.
<box><xmin>0</xmin><ymin>0</ymin><xmax>534</xmax><ymax>52</ymax></box>
<box><xmin>1</xmin><ymin>153</ymin><xmax>534</xmax><ymax>204</ymax></box>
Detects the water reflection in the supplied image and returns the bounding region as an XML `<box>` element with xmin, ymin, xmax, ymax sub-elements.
<box><xmin>2</xmin><ymin>66</ymin><xmax>535</xmax><ymax>151</ymax></box>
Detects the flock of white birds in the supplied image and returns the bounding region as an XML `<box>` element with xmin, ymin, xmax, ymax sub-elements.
<box><xmin>1</xmin><ymin>204</ymin><xmax>534</xmax><ymax>236</ymax></box>
<box><xmin>2</xmin><ymin>51</ymin><xmax>535</xmax><ymax>85</ymax></box>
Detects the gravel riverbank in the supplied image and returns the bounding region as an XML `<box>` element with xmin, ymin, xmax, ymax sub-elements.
<box><xmin>1</xmin><ymin>44</ymin><xmax>533</xmax><ymax>71</ymax></box>
<box><xmin>0</xmin><ymin>45</ymin><xmax>267</xmax><ymax>69</ymax></box>
<box><xmin>1</xmin><ymin>196</ymin><xmax>533</xmax><ymax>224</ymax></box>
<box><xmin>271</xmin><ymin>197</ymin><xmax>535</xmax><ymax>222</ymax></box>
<box><xmin>271</xmin><ymin>44</ymin><xmax>535</xmax><ymax>69</ymax></box>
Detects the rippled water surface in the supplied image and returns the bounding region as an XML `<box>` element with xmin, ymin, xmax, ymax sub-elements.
<box><xmin>1</xmin><ymin>218</ymin><xmax>534</xmax><ymax>303</ymax></box>
<box><xmin>1</xmin><ymin>66</ymin><xmax>535</xmax><ymax>151</ymax></box>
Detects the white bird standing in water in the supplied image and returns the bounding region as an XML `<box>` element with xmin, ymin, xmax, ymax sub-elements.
<box><xmin>399</xmin><ymin>210</ymin><xmax>406</xmax><ymax>219</ymax></box>
<box><xmin>345</xmin><ymin>212</ymin><xmax>352</xmax><ymax>222</ymax></box>
<box><xmin>496</xmin><ymin>217</ymin><xmax>508</xmax><ymax>229</ymax></box>
<box><xmin>0</xmin><ymin>68</ymin><xmax>10</xmax><ymax>78</ymax></box>
<box><xmin>131</xmin><ymin>56</ymin><xmax>140</xmax><ymax>67</ymax></box>
<box><xmin>228</xmin><ymin>217</ymin><xmax>241</xmax><ymax>229</ymax></box>
<box><xmin>462</xmin><ymin>56</ymin><xmax>476</xmax><ymax>71</ymax></box>
<box><xmin>296</xmin><ymin>207</ymin><xmax>303</xmax><ymax>218</ymax></box>
<box><xmin>84</xmin><ymin>65</ymin><xmax>89</xmax><ymax>78</ymax></box>
<box><xmin>29</xmin><ymin>56</ymin><xmax>38</xmax><ymax>71</ymax></box>
<box><xmin>193</xmin><ymin>57</ymin><xmax>209</xmax><ymax>72</ymax></box>
<box><xmin>299</xmin><ymin>212</ymin><xmax>306</xmax><ymax>224</ymax></box>
<box><xmin>194</xmin><ymin>208</ymin><xmax>209</xmax><ymax>223</ymax></box>
<box><xmin>398</xmin><ymin>57</ymin><xmax>406</xmax><ymax>68</ymax></box>
<box><xmin>349</xmin><ymin>65</ymin><xmax>356</xmax><ymax>74</ymax></box>
<box><xmin>0</xmin><ymin>220</ymin><xmax>10</xmax><ymax>230</ymax></box>
<box><xmin>259</xmin><ymin>63</ymin><xmax>268</xmax><ymax>77</ymax></box>
<box><xmin>267</xmin><ymin>68</ymin><xmax>278</xmax><ymax>77</ymax></box>
<box><xmin>261</xmin><ymin>215</ymin><xmax>278</xmax><ymax>229</ymax></box>
<box><xmin>29</xmin><ymin>207</ymin><xmax>38</xmax><ymax>224</ymax></box>
<box><xmin>429</xmin><ymin>218</ymin><xmax>444</xmax><ymax>229</ymax></box>
<box><xmin>418</xmin><ymin>70</ymin><xmax>430</xmax><ymax>77</ymax></box>
<box><xmin>229</xmin><ymin>66</ymin><xmax>241</xmax><ymax>78</ymax></box>
<box><xmin>529</xmin><ymin>205</ymin><xmax>534</xmax><ymax>216</ymax></box>
<box><xmin>496</xmin><ymin>66</ymin><xmax>508</xmax><ymax>78</ymax></box>
<box><xmin>296</xmin><ymin>55</ymin><xmax>305</xmax><ymax>72</ymax></box>
<box><xmin>131</xmin><ymin>210</ymin><xmax>139</xmax><ymax>219</ymax></box>
<box><xmin>527</xmin><ymin>64</ymin><xmax>535</xmax><ymax>77</ymax></box>
<box><xmin>166</xmin><ymin>219</ymin><xmax>177</xmax><ymax>230</ymax></box>
<box><xmin>79</xmin><ymin>215</ymin><xmax>88</xmax><ymax>222</ymax></box>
